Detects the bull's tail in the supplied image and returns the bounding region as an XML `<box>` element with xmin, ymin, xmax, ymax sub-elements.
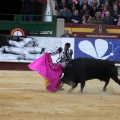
<box><xmin>109</xmin><ymin>65</ymin><xmax>120</xmax><ymax>85</ymax></box>
<box><xmin>112</xmin><ymin>77</ymin><xmax>120</xmax><ymax>85</ymax></box>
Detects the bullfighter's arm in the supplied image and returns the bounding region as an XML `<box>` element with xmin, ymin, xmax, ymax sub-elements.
<box><xmin>49</xmin><ymin>47</ymin><xmax>63</xmax><ymax>56</ymax></box>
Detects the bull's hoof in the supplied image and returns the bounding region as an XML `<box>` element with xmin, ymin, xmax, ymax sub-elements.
<box><xmin>79</xmin><ymin>90</ymin><xmax>83</xmax><ymax>94</ymax></box>
<box><xmin>68</xmin><ymin>89</ymin><xmax>73</xmax><ymax>93</ymax></box>
<box><xmin>103</xmin><ymin>88</ymin><xmax>107</xmax><ymax>92</ymax></box>
<box><xmin>59</xmin><ymin>88</ymin><xmax>64</xmax><ymax>90</ymax></box>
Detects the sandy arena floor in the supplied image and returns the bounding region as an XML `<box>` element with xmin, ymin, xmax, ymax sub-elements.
<box><xmin>0</xmin><ymin>70</ymin><xmax>120</xmax><ymax>120</ymax></box>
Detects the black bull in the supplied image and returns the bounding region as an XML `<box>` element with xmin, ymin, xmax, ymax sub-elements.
<box><xmin>60</xmin><ymin>58</ymin><xmax>120</xmax><ymax>93</ymax></box>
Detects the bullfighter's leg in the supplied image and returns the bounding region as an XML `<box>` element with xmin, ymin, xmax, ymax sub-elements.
<box><xmin>103</xmin><ymin>78</ymin><xmax>110</xmax><ymax>92</ymax></box>
<box><xmin>79</xmin><ymin>81</ymin><xmax>85</xmax><ymax>93</ymax></box>
<box><xmin>68</xmin><ymin>81</ymin><xmax>78</xmax><ymax>93</ymax></box>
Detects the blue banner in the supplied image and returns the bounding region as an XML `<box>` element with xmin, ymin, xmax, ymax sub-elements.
<box><xmin>74</xmin><ymin>38</ymin><xmax>120</xmax><ymax>62</ymax></box>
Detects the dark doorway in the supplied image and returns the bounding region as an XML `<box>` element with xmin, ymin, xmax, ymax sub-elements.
<box><xmin>0</xmin><ymin>0</ymin><xmax>22</xmax><ymax>14</ymax></box>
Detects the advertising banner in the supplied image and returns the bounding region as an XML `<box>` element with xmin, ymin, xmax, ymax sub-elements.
<box><xmin>75</xmin><ymin>38</ymin><xmax>120</xmax><ymax>62</ymax></box>
<box><xmin>0</xmin><ymin>35</ymin><xmax>74</xmax><ymax>63</ymax></box>
<box><xmin>1</xmin><ymin>35</ymin><xmax>120</xmax><ymax>63</ymax></box>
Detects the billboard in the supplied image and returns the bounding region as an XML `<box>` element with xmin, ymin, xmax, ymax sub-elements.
<box><xmin>75</xmin><ymin>38</ymin><xmax>120</xmax><ymax>62</ymax></box>
<box><xmin>0</xmin><ymin>35</ymin><xmax>120</xmax><ymax>63</ymax></box>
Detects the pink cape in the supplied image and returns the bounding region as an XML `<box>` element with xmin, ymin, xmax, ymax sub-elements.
<box><xmin>28</xmin><ymin>53</ymin><xmax>63</xmax><ymax>92</ymax></box>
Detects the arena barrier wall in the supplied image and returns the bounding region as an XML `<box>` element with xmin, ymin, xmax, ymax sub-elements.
<box><xmin>0</xmin><ymin>36</ymin><xmax>120</xmax><ymax>71</ymax></box>
<box><xmin>65</xmin><ymin>24</ymin><xmax>120</xmax><ymax>34</ymax></box>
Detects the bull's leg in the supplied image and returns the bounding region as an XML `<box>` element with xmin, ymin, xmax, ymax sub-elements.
<box><xmin>103</xmin><ymin>78</ymin><xmax>110</xmax><ymax>92</ymax></box>
<box><xmin>68</xmin><ymin>81</ymin><xmax>78</xmax><ymax>93</ymax></box>
<box><xmin>79</xmin><ymin>81</ymin><xmax>85</xmax><ymax>93</ymax></box>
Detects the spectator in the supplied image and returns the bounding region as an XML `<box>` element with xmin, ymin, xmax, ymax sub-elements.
<box><xmin>79</xmin><ymin>0</ymin><xmax>91</xmax><ymax>10</ymax></box>
<box><xmin>87</xmin><ymin>0</ymin><xmax>93</xmax><ymax>5</ymax></box>
<box><xmin>117</xmin><ymin>10</ymin><xmax>120</xmax><ymax>25</ymax></box>
<box><xmin>102</xmin><ymin>11</ymin><xmax>113</xmax><ymax>25</ymax></box>
<box><xmin>69</xmin><ymin>9</ymin><xmax>82</xmax><ymax>23</ymax></box>
<box><xmin>78</xmin><ymin>0</ymin><xmax>83</xmax><ymax>5</ymax></box>
<box><xmin>100</xmin><ymin>0</ymin><xmax>104</xmax><ymax>6</ymax></box>
<box><xmin>93</xmin><ymin>23</ymin><xmax>108</xmax><ymax>33</ymax></box>
<box><xmin>113</xmin><ymin>0</ymin><xmax>119</xmax><ymax>6</ymax></box>
<box><xmin>110</xmin><ymin>5</ymin><xmax>119</xmax><ymax>25</ymax></box>
<box><xmin>60</xmin><ymin>29</ymin><xmax>72</xmax><ymax>37</ymax></box>
<box><xmin>118</xmin><ymin>0</ymin><xmax>120</xmax><ymax>7</ymax></box>
<box><xmin>57</xmin><ymin>4</ymin><xmax>71</xmax><ymax>22</ymax></box>
<box><xmin>110</xmin><ymin>5</ymin><xmax>118</xmax><ymax>17</ymax></box>
<box><xmin>90</xmin><ymin>4</ymin><xmax>99</xmax><ymax>17</ymax></box>
<box><xmin>99</xmin><ymin>2</ymin><xmax>104</xmax><ymax>12</ymax></box>
<box><xmin>87</xmin><ymin>0</ymin><xmax>99</xmax><ymax>6</ymax></box>
<box><xmin>80</xmin><ymin>4</ymin><xmax>88</xmax><ymax>17</ymax></box>
<box><xmin>109</xmin><ymin>0</ymin><xmax>114</xmax><ymax>7</ymax></box>
<box><xmin>101</xmin><ymin>6</ymin><xmax>108</xmax><ymax>18</ymax></box>
<box><xmin>68</xmin><ymin>0</ymin><xmax>80</xmax><ymax>10</ymax></box>
<box><xmin>21</xmin><ymin>0</ymin><xmax>34</xmax><ymax>21</ymax></box>
<box><xmin>70</xmin><ymin>4</ymin><xmax>76</xmax><ymax>13</ymax></box>
<box><xmin>55</xmin><ymin>0</ymin><xmax>67</xmax><ymax>12</ymax></box>
<box><xmin>90</xmin><ymin>0</ymin><xmax>99</xmax><ymax>7</ymax></box>
<box><xmin>104</xmin><ymin>1</ymin><xmax>111</xmax><ymax>11</ymax></box>
<box><xmin>82</xmin><ymin>10</ymin><xmax>92</xmax><ymax>24</ymax></box>
<box><xmin>91</xmin><ymin>11</ymin><xmax>103</xmax><ymax>24</ymax></box>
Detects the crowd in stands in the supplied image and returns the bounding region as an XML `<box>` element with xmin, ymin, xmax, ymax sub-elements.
<box><xmin>55</xmin><ymin>0</ymin><xmax>120</xmax><ymax>25</ymax></box>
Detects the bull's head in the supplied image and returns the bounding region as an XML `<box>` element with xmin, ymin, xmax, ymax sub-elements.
<box><xmin>60</xmin><ymin>63</ymin><xmax>75</xmax><ymax>86</ymax></box>
<box><xmin>60</xmin><ymin>73</ymin><xmax>70</xmax><ymax>85</ymax></box>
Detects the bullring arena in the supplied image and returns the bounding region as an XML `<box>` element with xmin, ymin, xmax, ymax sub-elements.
<box><xmin>0</xmin><ymin>70</ymin><xmax>120</xmax><ymax>120</ymax></box>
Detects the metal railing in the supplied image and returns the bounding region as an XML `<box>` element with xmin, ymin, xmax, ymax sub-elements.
<box><xmin>0</xmin><ymin>14</ymin><xmax>57</xmax><ymax>36</ymax></box>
